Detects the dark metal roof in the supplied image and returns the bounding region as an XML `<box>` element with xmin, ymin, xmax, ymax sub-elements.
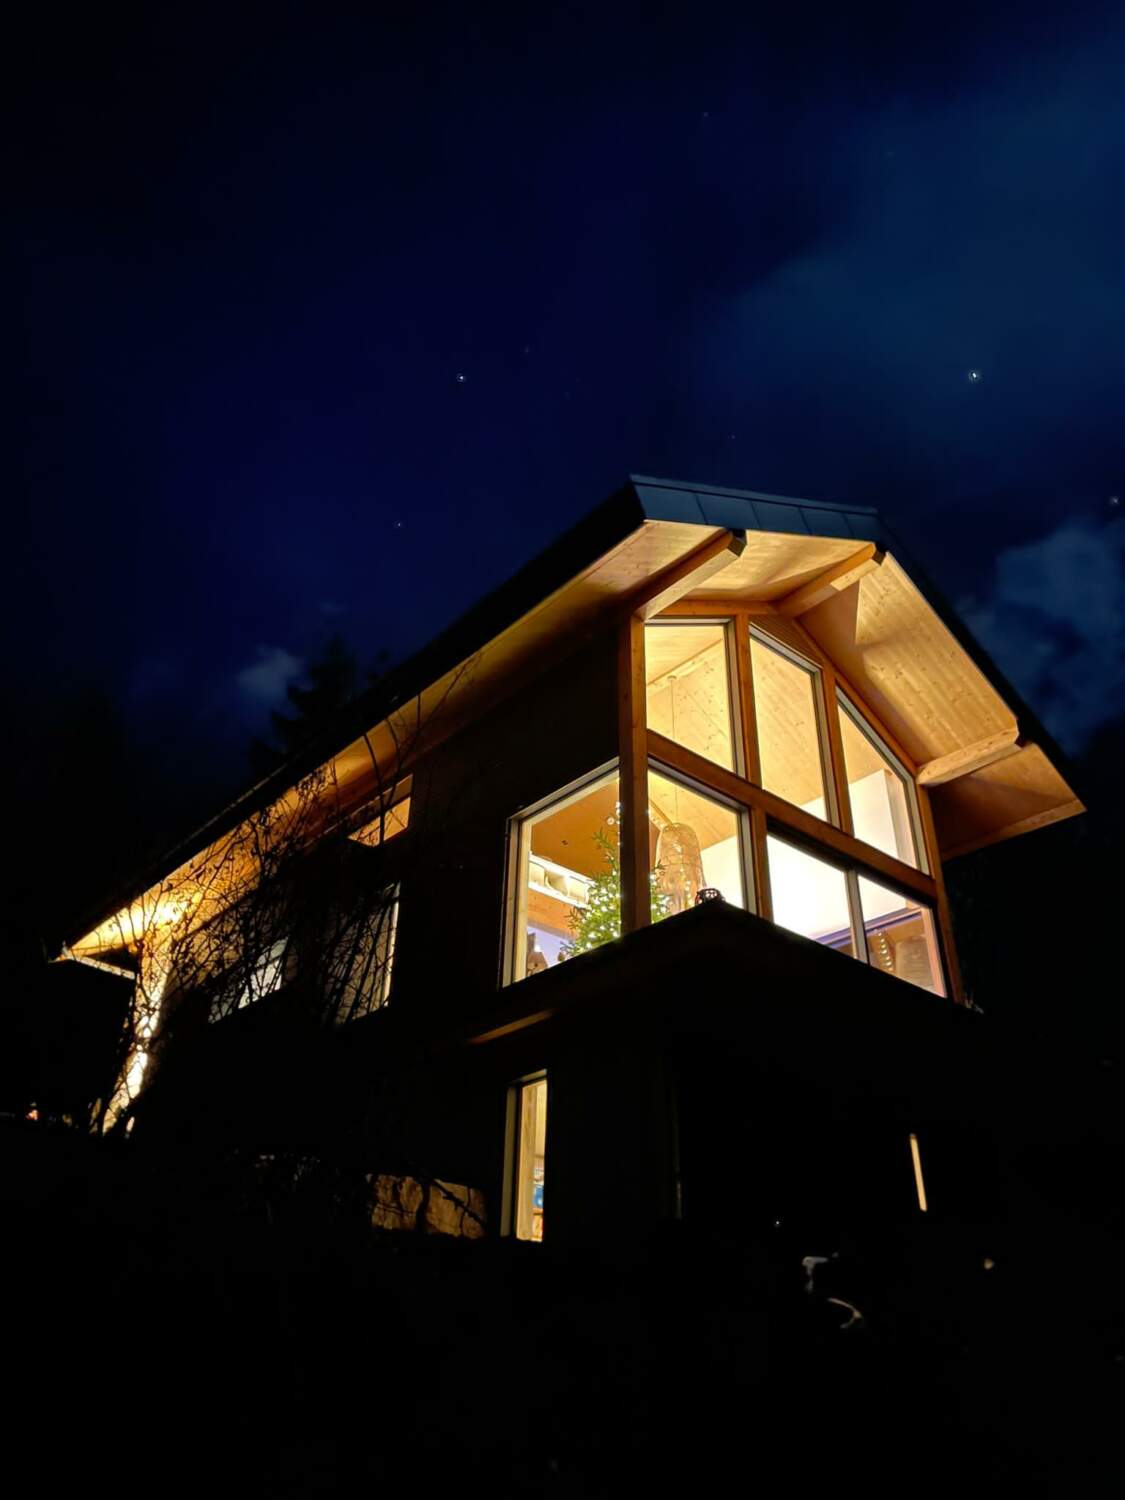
<box><xmin>630</xmin><ymin>474</ymin><xmax>881</xmax><ymax>544</ymax></box>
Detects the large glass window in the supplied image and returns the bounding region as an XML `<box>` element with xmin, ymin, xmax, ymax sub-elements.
<box><xmin>858</xmin><ymin>877</ymin><xmax>945</xmax><ymax>995</ymax></box>
<box><xmin>648</xmin><ymin>767</ymin><xmax>747</xmax><ymax>914</ymax></box>
<box><xmin>838</xmin><ymin>699</ymin><xmax>921</xmax><ymax>870</ymax></box>
<box><xmin>327</xmin><ymin>886</ymin><xmax>400</xmax><ymax>1022</ymax></box>
<box><xmin>750</xmin><ymin>632</ymin><xmax>831</xmax><ymax>820</ymax></box>
<box><xmin>210</xmin><ymin>937</ymin><xmax>289</xmax><ymax>1020</ymax></box>
<box><xmin>766</xmin><ymin>835</ymin><xmax>855</xmax><ymax>956</ymax></box>
<box><xmin>645</xmin><ymin>622</ymin><xmax>736</xmax><ymax>770</ymax></box>
<box><xmin>350</xmin><ymin>795</ymin><xmax>411</xmax><ymax>848</ymax></box>
<box><xmin>513</xmin><ymin>1074</ymin><xmax>547</xmax><ymax>1242</ymax></box>
<box><xmin>510</xmin><ymin>768</ymin><xmax>620</xmax><ymax>981</ymax></box>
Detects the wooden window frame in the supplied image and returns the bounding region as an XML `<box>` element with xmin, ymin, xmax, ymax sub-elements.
<box><xmin>501</xmin><ymin>760</ymin><xmax>620</xmax><ymax>988</ymax></box>
<box><xmin>501</xmin><ymin>1069</ymin><xmax>549</xmax><ymax>1240</ymax></box>
<box><xmin>618</xmin><ymin>601</ymin><xmax>964</xmax><ymax>1001</ymax></box>
<box><xmin>643</xmin><ymin>616</ymin><xmax>745</xmax><ymax>779</ymax></box>
<box><xmin>647</xmin><ymin>758</ymin><xmax>756</xmax><ymax>914</ymax></box>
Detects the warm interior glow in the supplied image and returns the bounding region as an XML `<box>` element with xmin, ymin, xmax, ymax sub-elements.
<box><xmin>645</xmin><ymin>622</ymin><xmax>735</xmax><ymax>770</ymax></box>
<box><xmin>766</xmin><ymin>834</ymin><xmax>855</xmax><ymax>955</ymax></box>
<box><xmin>513</xmin><ymin>771</ymin><xmax>620</xmax><ymax>979</ymax></box>
<box><xmin>909</xmin><ymin>1132</ymin><xmax>928</xmax><ymax>1212</ymax></box>
<box><xmin>350</xmin><ymin>795</ymin><xmax>411</xmax><ymax>848</ymax></box>
<box><xmin>750</xmin><ymin>633</ymin><xmax>829</xmax><ymax>815</ymax></box>
<box><xmin>515</xmin><ymin>1077</ymin><xmax>547</xmax><ymax>1241</ymax></box>
<box><xmin>648</xmin><ymin>768</ymin><xmax>746</xmax><ymax>912</ymax></box>
<box><xmin>838</xmin><ymin>704</ymin><xmax>919</xmax><ymax>868</ymax></box>
<box><xmin>858</xmin><ymin>876</ymin><xmax>944</xmax><ymax>994</ymax></box>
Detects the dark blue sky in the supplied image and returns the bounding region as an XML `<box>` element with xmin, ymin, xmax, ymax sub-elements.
<box><xmin>13</xmin><ymin>1</ymin><xmax>1125</xmax><ymax>803</ymax></box>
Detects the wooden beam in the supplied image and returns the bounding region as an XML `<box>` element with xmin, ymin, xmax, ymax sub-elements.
<box><xmin>916</xmin><ymin>786</ymin><xmax>965</xmax><ymax>1004</ymax></box>
<box><xmin>941</xmin><ymin>798</ymin><xmax>1086</xmax><ymax>861</ymax></box>
<box><xmin>774</xmin><ymin>544</ymin><xmax>882</xmax><ymax>617</ymax></box>
<box><xmin>656</xmin><ymin>596</ymin><xmax>777</xmax><ymax>618</ymax></box>
<box><xmin>749</xmin><ymin>807</ymin><xmax>772</xmax><ymax>922</ymax></box>
<box><xmin>732</xmin><ymin>619</ymin><xmax>762</xmax><ymax>784</ymax></box>
<box><xmin>916</xmin><ymin>727</ymin><xmax>1022</xmax><ymax>787</ymax></box>
<box><xmin>618</xmin><ymin>615</ymin><xmax>651</xmax><ymax>934</ymax></box>
<box><xmin>821</xmin><ymin>665</ymin><xmax>854</xmax><ymax>837</ymax></box>
<box><xmin>632</xmin><ymin>530</ymin><xmax>747</xmax><ymax>620</ymax></box>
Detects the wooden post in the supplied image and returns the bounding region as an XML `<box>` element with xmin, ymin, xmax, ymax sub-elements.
<box><xmin>822</xmin><ymin>666</ymin><xmax>855</xmax><ymax>837</ymax></box>
<box><xmin>617</xmin><ymin>613</ymin><xmax>650</xmax><ymax>935</ymax></box>
<box><xmin>916</xmin><ymin>785</ymin><xmax>966</xmax><ymax>1004</ymax></box>
<box><xmin>732</xmin><ymin>615</ymin><xmax>762</xmax><ymax>785</ymax></box>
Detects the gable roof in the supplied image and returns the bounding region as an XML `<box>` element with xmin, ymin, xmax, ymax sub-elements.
<box><xmin>68</xmin><ymin>475</ymin><xmax>1083</xmax><ymax>951</ymax></box>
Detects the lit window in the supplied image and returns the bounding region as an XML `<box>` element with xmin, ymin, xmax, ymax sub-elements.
<box><xmin>350</xmin><ymin>794</ymin><xmax>411</xmax><ymax>848</ymax></box>
<box><xmin>838</xmin><ymin>700</ymin><xmax>921</xmax><ymax>869</ymax></box>
<box><xmin>645</xmin><ymin>622</ymin><xmax>736</xmax><ymax>770</ymax></box>
<box><xmin>766</xmin><ymin>835</ymin><xmax>856</xmax><ymax>956</ymax></box>
<box><xmin>509</xmin><ymin>768</ymin><xmax>620</xmax><ymax>982</ymax></box>
<box><xmin>211</xmin><ymin>937</ymin><xmax>289</xmax><ymax>1020</ymax></box>
<box><xmin>327</xmin><ymin>885</ymin><xmax>400</xmax><ymax>1022</ymax></box>
<box><xmin>512</xmin><ymin>1075</ymin><xmax>547</xmax><ymax>1242</ymax></box>
<box><xmin>858</xmin><ymin>877</ymin><xmax>945</xmax><ymax>995</ymax></box>
<box><xmin>750</xmin><ymin>632</ymin><xmax>830</xmax><ymax>820</ymax></box>
<box><xmin>648</xmin><ymin>767</ymin><xmax>747</xmax><ymax>915</ymax></box>
<box><xmin>909</xmin><ymin>1133</ymin><xmax>928</xmax><ymax>1213</ymax></box>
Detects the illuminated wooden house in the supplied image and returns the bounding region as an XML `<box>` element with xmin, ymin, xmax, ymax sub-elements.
<box><xmin>65</xmin><ymin>477</ymin><xmax>1083</xmax><ymax>1247</ymax></box>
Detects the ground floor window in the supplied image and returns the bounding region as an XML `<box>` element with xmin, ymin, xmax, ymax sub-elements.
<box><xmin>511</xmin><ymin>1073</ymin><xmax>548</xmax><ymax>1242</ymax></box>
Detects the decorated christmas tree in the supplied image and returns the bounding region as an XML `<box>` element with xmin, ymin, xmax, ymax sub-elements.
<box><xmin>562</xmin><ymin>827</ymin><xmax>669</xmax><ymax>957</ymax></box>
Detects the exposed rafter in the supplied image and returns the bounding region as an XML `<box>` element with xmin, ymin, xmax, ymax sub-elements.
<box><xmin>916</xmin><ymin>726</ymin><xmax>1022</xmax><ymax>786</ymax></box>
<box><xmin>774</xmin><ymin>543</ymin><xmax>882</xmax><ymax>617</ymax></box>
<box><xmin>632</xmin><ymin>529</ymin><xmax>747</xmax><ymax>620</ymax></box>
<box><xmin>654</xmin><ymin>596</ymin><xmax>777</xmax><ymax>617</ymax></box>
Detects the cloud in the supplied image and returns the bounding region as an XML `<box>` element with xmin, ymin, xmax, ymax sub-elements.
<box><xmin>692</xmin><ymin>19</ymin><xmax>1125</xmax><ymax>502</ymax></box>
<box><xmin>959</xmin><ymin>518</ymin><xmax>1125</xmax><ymax>750</ymax></box>
<box><xmin>235</xmin><ymin>646</ymin><xmax>304</xmax><ymax>709</ymax></box>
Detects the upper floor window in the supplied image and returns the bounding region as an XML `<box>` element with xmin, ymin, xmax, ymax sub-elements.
<box><xmin>837</xmin><ymin>695</ymin><xmax>923</xmax><ymax>870</ymax></box>
<box><xmin>210</xmin><ymin>936</ymin><xmax>289</xmax><ymax>1021</ymax></box>
<box><xmin>749</xmin><ymin>630</ymin><xmax>831</xmax><ymax>820</ymax></box>
<box><xmin>350</xmin><ymin>787</ymin><xmax>411</xmax><ymax>848</ymax></box>
<box><xmin>767</xmin><ymin>834</ymin><xmax>855</xmax><ymax>956</ymax></box>
<box><xmin>507</xmin><ymin>766</ymin><xmax>621</xmax><ymax>982</ymax></box>
<box><xmin>648</xmin><ymin>766</ymin><xmax>749</xmax><ymax>914</ymax></box>
<box><xmin>503</xmin><ymin>609</ymin><xmax>952</xmax><ymax>1000</ymax></box>
<box><xmin>645</xmin><ymin>621</ymin><xmax>737</xmax><ymax>771</ymax></box>
<box><xmin>858</xmin><ymin>876</ymin><xmax>944</xmax><ymax>994</ymax></box>
<box><xmin>766</xmin><ymin>833</ymin><xmax>945</xmax><ymax>993</ymax></box>
<box><xmin>326</xmin><ymin>884</ymin><xmax>400</xmax><ymax>1022</ymax></box>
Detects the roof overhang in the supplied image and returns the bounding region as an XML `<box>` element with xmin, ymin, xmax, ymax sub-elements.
<box><xmin>70</xmin><ymin>476</ymin><xmax>1082</xmax><ymax>954</ymax></box>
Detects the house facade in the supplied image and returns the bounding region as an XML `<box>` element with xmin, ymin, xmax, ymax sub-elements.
<box><xmin>64</xmin><ymin>477</ymin><xmax>1083</xmax><ymax>1250</ymax></box>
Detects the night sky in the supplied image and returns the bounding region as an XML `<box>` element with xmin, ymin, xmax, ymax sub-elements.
<box><xmin>12</xmin><ymin>2</ymin><xmax>1125</xmax><ymax>839</ymax></box>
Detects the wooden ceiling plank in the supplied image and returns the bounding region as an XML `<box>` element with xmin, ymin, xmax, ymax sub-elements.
<box><xmin>942</xmin><ymin>799</ymin><xmax>1086</xmax><ymax>860</ymax></box>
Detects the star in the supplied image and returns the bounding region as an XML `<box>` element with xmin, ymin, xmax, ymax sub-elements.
<box><xmin>455</xmin><ymin>372</ymin><xmax>466</xmax><ymax>384</ymax></box>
